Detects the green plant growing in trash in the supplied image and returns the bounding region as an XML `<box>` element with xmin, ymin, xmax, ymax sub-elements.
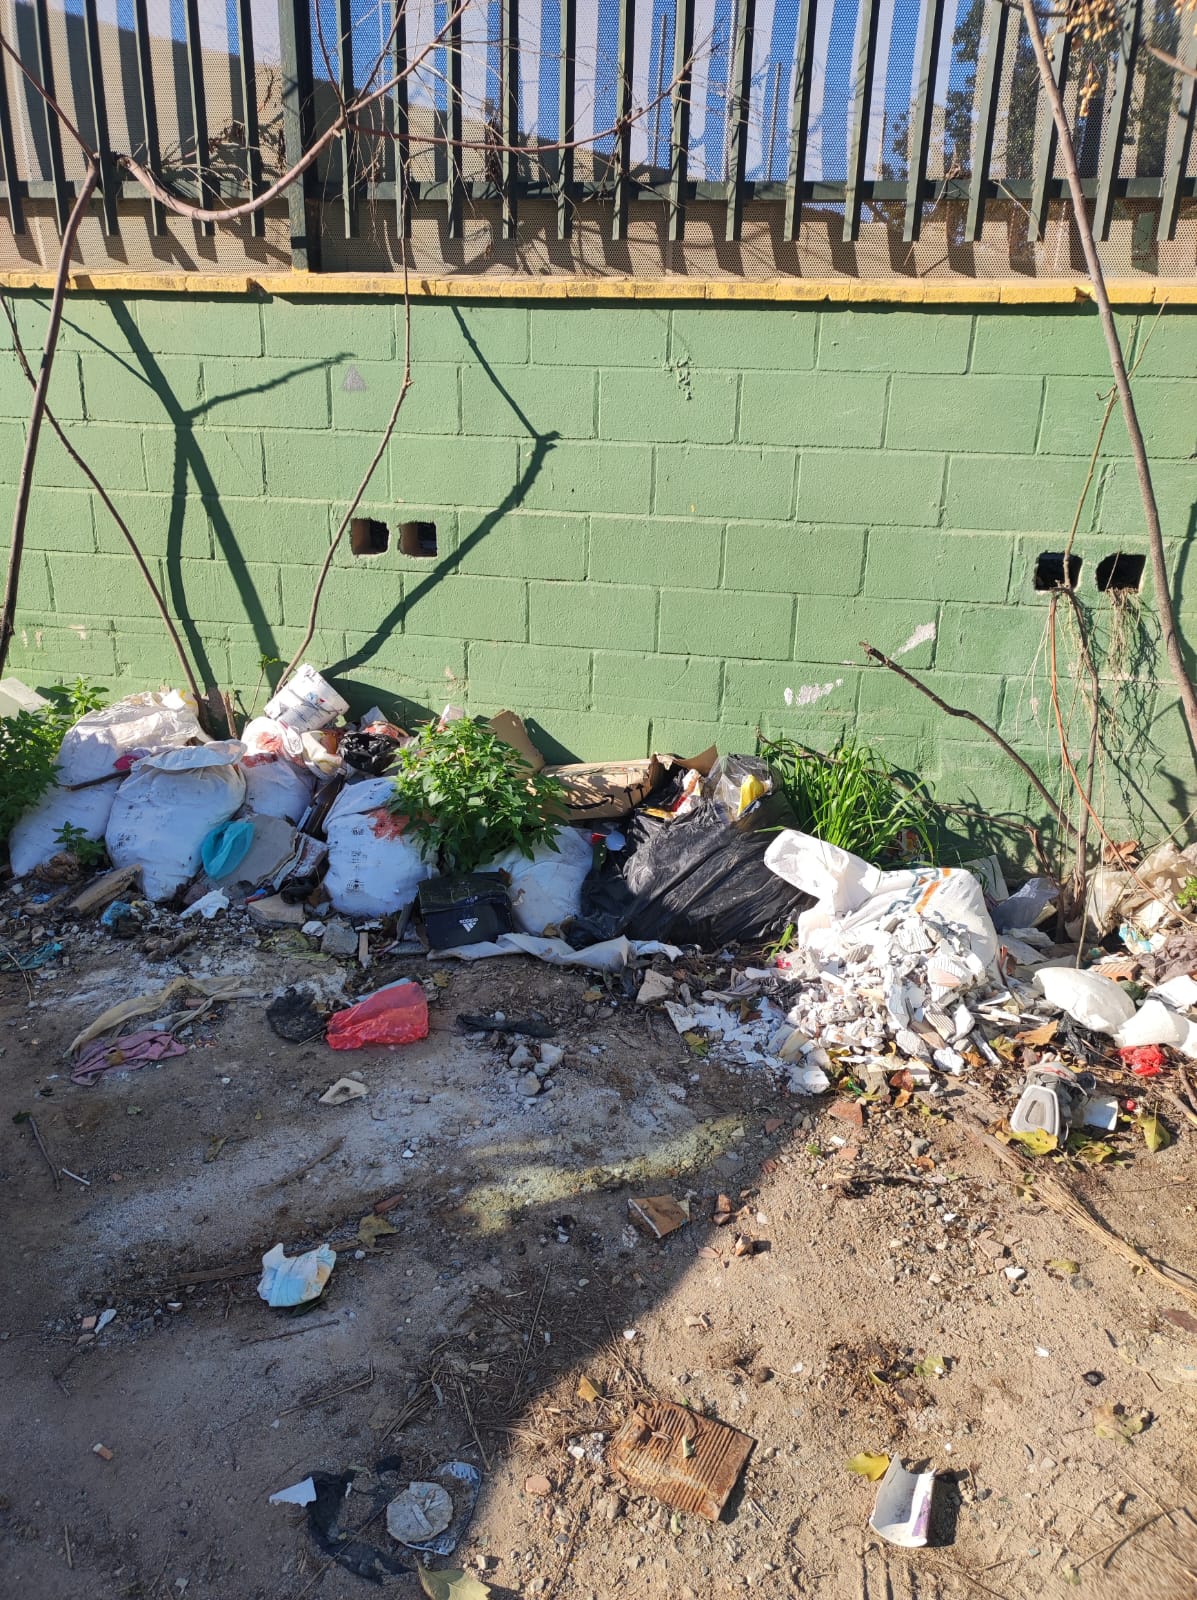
<box><xmin>0</xmin><ymin>679</ymin><xmax>108</xmax><ymax>845</ymax></box>
<box><xmin>54</xmin><ymin>821</ymin><xmax>107</xmax><ymax>870</ymax></box>
<box><xmin>1177</xmin><ymin>876</ymin><xmax>1197</xmax><ymax>913</ymax></box>
<box><xmin>760</xmin><ymin>734</ymin><xmax>935</xmax><ymax>863</ymax></box>
<box><xmin>386</xmin><ymin>718</ymin><xmax>566</xmax><ymax>875</ymax></box>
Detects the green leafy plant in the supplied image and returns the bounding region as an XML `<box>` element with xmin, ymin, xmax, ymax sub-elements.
<box><xmin>760</xmin><ymin>733</ymin><xmax>935</xmax><ymax>863</ymax></box>
<box><xmin>0</xmin><ymin>679</ymin><xmax>108</xmax><ymax>845</ymax></box>
<box><xmin>1177</xmin><ymin>875</ymin><xmax>1197</xmax><ymax>912</ymax></box>
<box><xmin>54</xmin><ymin>822</ymin><xmax>107</xmax><ymax>870</ymax></box>
<box><xmin>386</xmin><ymin>717</ymin><xmax>565</xmax><ymax>875</ymax></box>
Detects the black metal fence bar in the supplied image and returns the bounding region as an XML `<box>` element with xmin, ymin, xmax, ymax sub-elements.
<box><xmin>500</xmin><ymin>0</ymin><xmax>518</xmax><ymax>239</ymax></box>
<box><xmin>843</xmin><ymin>0</ymin><xmax>880</xmax><ymax>242</ymax></box>
<box><xmin>446</xmin><ymin>5</ymin><xmax>463</xmax><ymax>239</ymax></box>
<box><xmin>1030</xmin><ymin>19</ymin><xmax>1069</xmax><ymax>242</ymax></box>
<box><xmin>182</xmin><ymin>0</ymin><xmax>215</xmax><ymax>235</ymax></box>
<box><xmin>0</xmin><ymin>0</ymin><xmax>1193</xmax><ymax>266</ymax></box>
<box><xmin>668</xmin><ymin>0</ymin><xmax>695</xmax><ymax>241</ymax></box>
<box><xmin>278</xmin><ymin>0</ymin><xmax>318</xmax><ymax>268</ymax></box>
<box><xmin>965</xmin><ymin>0</ymin><xmax>1010</xmax><ymax>242</ymax></box>
<box><xmin>783</xmin><ymin>0</ymin><xmax>817</xmax><ymax>240</ymax></box>
<box><xmin>81</xmin><ymin>0</ymin><xmax>119</xmax><ymax>233</ymax></box>
<box><xmin>31</xmin><ymin>0</ymin><xmax>70</xmax><ymax>232</ymax></box>
<box><xmin>903</xmin><ymin>0</ymin><xmax>944</xmax><ymax>243</ymax></box>
<box><xmin>557</xmin><ymin>0</ymin><xmax>575</xmax><ymax>238</ymax></box>
<box><xmin>392</xmin><ymin>0</ymin><xmax>410</xmax><ymax>235</ymax></box>
<box><xmin>1159</xmin><ymin>16</ymin><xmax>1197</xmax><ymax>241</ymax></box>
<box><xmin>131</xmin><ymin>0</ymin><xmax>165</xmax><ymax>236</ymax></box>
<box><xmin>338</xmin><ymin>0</ymin><xmax>358</xmax><ymax>237</ymax></box>
<box><xmin>1094</xmin><ymin>0</ymin><xmax>1141</xmax><ymax>241</ymax></box>
<box><xmin>611</xmin><ymin>0</ymin><xmax>635</xmax><ymax>240</ymax></box>
<box><xmin>0</xmin><ymin>48</ymin><xmax>23</xmax><ymax>234</ymax></box>
<box><xmin>724</xmin><ymin>0</ymin><xmax>754</xmax><ymax>241</ymax></box>
<box><xmin>235</xmin><ymin>0</ymin><xmax>265</xmax><ymax>237</ymax></box>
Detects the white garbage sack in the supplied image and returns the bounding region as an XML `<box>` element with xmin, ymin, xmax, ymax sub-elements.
<box><xmin>484</xmin><ymin>826</ymin><xmax>594</xmax><ymax>934</ymax></box>
<box><xmin>56</xmin><ymin>690</ymin><xmax>204</xmax><ymax>786</ymax></box>
<box><xmin>1034</xmin><ymin>966</ymin><xmax>1136</xmax><ymax>1034</ymax></box>
<box><xmin>766</xmin><ymin>831</ymin><xmax>998</xmax><ymax>983</ymax></box>
<box><xmin>8</xmin><ymin>777</ymin><xmax>121</xmax><ymax>877</ymax></box>
<box><xmin>241</xmin><ymin>752</ymin><xmax>316</xmax><ymax>822</ymax></box>
<box><xmin>1114</xmin><ymin>997</ymin><xmax>1191</xmax><ymax>1049</ymax></box>
<box><xmin>323</xmin><ymin>777</ymin><xmax>435</xmax><ymax>917</ymax></box>
<box><xmin>105</xmin><ymin>741</ymin><xmax>246</xmax><ymax>901</ymax></box>
<box><xmin>263</xmin><ymin>664</ymin><xmax>349</xmax><ymax>733</ymax></box>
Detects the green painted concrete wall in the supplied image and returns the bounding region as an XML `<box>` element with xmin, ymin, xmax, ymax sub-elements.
<box><xmin>3</xmin><ymin>292</ymin><xmax>1196</xmax><ymax>848</ymax></box>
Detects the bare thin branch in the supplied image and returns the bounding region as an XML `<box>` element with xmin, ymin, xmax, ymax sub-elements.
<box><xmin>859</xmin><ymin>638</ymin><xmax>1077</xmax><ymax>838</ymax></box>
<box><xmin>0</xmin><ymin>296</ymin><xmax>202</xmax><ymax>705</ymax></box>
<box><xmin>0</xmin><ymin>164</ymin><xmax>98</xmax><ymax>675</ymax></box>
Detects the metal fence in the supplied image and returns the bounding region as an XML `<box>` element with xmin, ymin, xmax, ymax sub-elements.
<box><xmin>0</xmin><ymin>0</ymin><xmax>1193</xmax><ymax>277</ymax></box>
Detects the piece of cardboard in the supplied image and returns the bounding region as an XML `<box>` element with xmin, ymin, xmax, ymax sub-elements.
<box><xmin>487</xmin><ymin>710</ymin><xmax>545</xmax><ymax>772</ymax></box>
<box><xmin>542</xmin><ymin>746</ymin><xmax>717</xmax><ymax>822</ymax></box>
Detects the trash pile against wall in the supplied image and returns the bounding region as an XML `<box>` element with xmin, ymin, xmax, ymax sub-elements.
<box><xmin>6</xmin><ymin>665</ymin><xmax>1197</xmax><ymax>1144</ymax></box>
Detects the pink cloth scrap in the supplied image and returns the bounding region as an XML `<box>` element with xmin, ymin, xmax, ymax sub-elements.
<box><xmin>72</xmin><ymin>1029</ymin><xmax>187</xmax><ymax>1086</ymax></box>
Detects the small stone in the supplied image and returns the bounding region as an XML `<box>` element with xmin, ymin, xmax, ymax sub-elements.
<box><xmin>320</xmin><ymin>920</ymin><xmax>358</xmax><ymax>958</ymax></box>
<box><xmin>520</xmin><ymin>1072</ymin><xmax>542</xmax><ymax>1096</ymax></box>
<box><xmin>509</xmin><ymin>1045</ymin><xmax>534</xmax><ymax>1070</ymax></box>
<box><xmin>909</xmin><ymin>1137</ymin><xmax>931</xmax><ymax>1157</ymax></box>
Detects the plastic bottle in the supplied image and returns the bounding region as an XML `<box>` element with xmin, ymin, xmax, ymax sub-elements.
<box><xmin>326</xmin><ymin>979</ymin><xmax>429</xmax><ymax>1049</ymax></box>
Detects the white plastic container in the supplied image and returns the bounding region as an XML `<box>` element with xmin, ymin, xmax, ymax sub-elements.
<box><xmin>264</xmin><ymin>665</ymin><xmax>349</xmax><ymax>733</ymax></box>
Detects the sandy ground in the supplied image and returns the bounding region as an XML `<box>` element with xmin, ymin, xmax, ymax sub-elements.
<box><xmin>2</xmin><ymin>899</ymin><xmax>1197</xmax><ymax>1600</ymax></box>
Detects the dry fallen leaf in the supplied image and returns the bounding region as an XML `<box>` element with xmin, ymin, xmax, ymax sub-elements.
<box><xmin>417</xmin><ymin>1565</ymin><xmax>492</xmax><ymax>1600</ymax></box>
<box><xmin>1093</xmin><ymin>1403</ymin><xmax>1149</xmax><ymax>1443</ymax></box>
<box><xmin>577</xmin><ymin>1376</ymin><xmax>602</xmax><ymax>1403</ymax></box>
<box><xmin>1015</xmin><ymin>1020</ymin><xmax>1059</xmax><ymax>1046</ymax></box>
<box><xmin>1138</xmin><ymin>1114</ymin><xmax>1171</xmax><ymax>1153</ymax></box>
<box><xmin>524</xmin><ymin>1474</ymin><xmax>552</xmax><ymax>1496</ymax></box>
<box><xmin>913</xmin><ymin>1353</ymin><xmax>947</xmax><ymax>1379</ymax></box>
<box><xmin>1009</xmin><ymin>1127</ymin><xmax>1058</xmax><ymax>1157</ymax></box>
<box><xmin>1048</xmin><ymin>1259</ymin><xmax>1080</xmax><ymax>1275</ymax></box>
<box><xmin>357</xmin><ymin>1213</ymin><xmax>398</xmax><ymax>1251</ymax></box>
<box><xmin>846</xmin><ymin>1451</ymin><xmax>890</xmax><ymax>1481</ymax></box>
<box><xmin>696</xmin><ymin>1246</ymin><xmax>720</xmax><ymax>1260</ymax></box>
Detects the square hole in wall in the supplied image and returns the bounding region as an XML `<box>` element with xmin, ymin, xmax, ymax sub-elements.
<box><xmin>399</xmin><ymin>521</ymin><xmax>438</xmax><ymax>557</ymax></box>
<box><xmin>350</xmin><ymin>517</ymin><xmax>389</xmax><ymax>556</ymax></box>
<box><xmin>1034</xmin><ymin>551</ymin><xmax>1082</xmax><ymax>591</ymax></box>
<box><xmin>1095</xmin><ymin>551</ymin><xmax>1145</xmax><ymax>593</ymax></box>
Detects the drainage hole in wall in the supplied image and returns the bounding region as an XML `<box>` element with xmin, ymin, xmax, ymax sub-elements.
<box><xmin>1034</xmin><ymin>551</ymin><xmax>1082</xmax><ymax>591</ymax></box>
<box><xmin>1095</xmin><ymin>551</ymin><xmax>1145</xmax><ymax>593</ymax></box>
<box><xmin>399</xmin><ymin>521</ymin><xmax>438</xmax><ymax>557</ymax></box>
<box><xmin>350</xmin><ymin>517</ymin><xmax>389</xmax><ymax>556</ymax></box>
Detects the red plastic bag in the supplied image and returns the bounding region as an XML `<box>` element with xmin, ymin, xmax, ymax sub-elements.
<box><xmin>1119</xmin><ymin>1044</ymin><xmax>1167</xmax><ymax>1077</ymax></box>
<box><xmin>327</xmin><ymin>980</ymin><xmax>428</xmax><ymax>1050</ymax></box>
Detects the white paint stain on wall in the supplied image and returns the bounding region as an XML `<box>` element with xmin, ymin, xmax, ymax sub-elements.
<box><xmin>895</xmin><ymin>621</ymin><xmax>936</xmax><ymax>657</ymax></box>
<box><xmin>784</xmin><ymin>679</ymin><xmax>844</xmax><ymax>708</ymax></box>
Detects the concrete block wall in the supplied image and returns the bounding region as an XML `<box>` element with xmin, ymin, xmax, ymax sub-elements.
<box><xmin>3</xmin><ymin>291</ymin><xmax>1196</xmax><ymax>847</ymax></box>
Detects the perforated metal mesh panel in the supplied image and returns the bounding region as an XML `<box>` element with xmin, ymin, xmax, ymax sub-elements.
<box><xmin>0</xmin><ymin>0</ymin><xmax>1191</xmax><ymax>277</ymax></box>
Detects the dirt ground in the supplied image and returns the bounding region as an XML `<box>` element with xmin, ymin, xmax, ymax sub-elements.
<box><xmin>2</xmin><ymin>895</ymin><xmax>1197</xmax><ymax>1600</ymax></box>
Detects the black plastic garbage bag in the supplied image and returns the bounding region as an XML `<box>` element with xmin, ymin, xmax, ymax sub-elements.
<box><xmin>576</xmin><ymin>784</ymin><xmax>811</xmax><ymax>948</ymax></box>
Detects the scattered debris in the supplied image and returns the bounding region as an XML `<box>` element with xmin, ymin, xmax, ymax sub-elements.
<box><xmin>269</xmin><ymin>1478</ymin><xmax>318</xmax><ymax>1507</ymax></box>
<box><xmin>608</xmin><ymin>1399</ymin><xmax>754</xmax><ymax>1520</ymax></box>
<box><xmin>257</xmin><ymin>1242</ymin><xmax>336</xmax><ymax>1308</ymax></box>
<box><xmin>318</xmin><ymin>1076</ymin><xmax>368</xmax><ymax>1105</ymax></box>
<box><xmin>387</xmin><ymin>1482</ymin><xmax>454</xmax><ymax>1543</ymax></box>
<box><xmin>627</xmin><ymin>1195</ymin><xmax>689</xmax><ymax>1240</ymax></box>
<box><xmin>869</xmin><ymin>1458</ymin><xmax>935</xmax><ymax>1548</ymax></box>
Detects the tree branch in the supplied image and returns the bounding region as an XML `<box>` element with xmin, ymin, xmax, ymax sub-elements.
<box><xmin>859</xmin><ymin>639</ymin><xmax>1077</xmax><ymax>838</ymax></box>
<box><xmin>1021</xmin><ymin>0</ymin><xmax>1197</xmax><ymax>763</ymax></box>
<box><xmin>0</xmin><ymin>162</ymin><xmax>97</xmax><ymax>676</ymax></box>
<box><xmin>0</xmin><ymin>295</ymin><xmax>202</xmax><ymax>706</ymax></box>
